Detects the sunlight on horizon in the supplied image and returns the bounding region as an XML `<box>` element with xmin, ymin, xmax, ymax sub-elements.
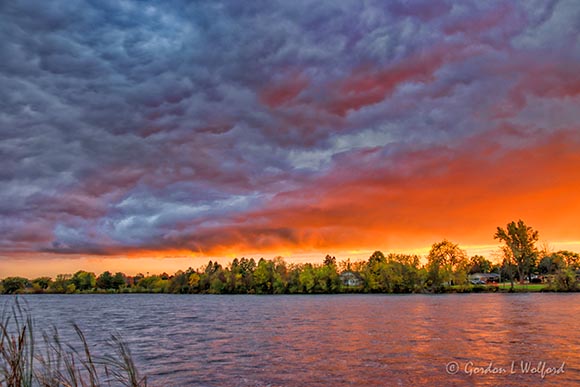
<box><xmin>3</xmin><ymin>240</ymin><xmax>580</xmax><ymax>278</ymax></box>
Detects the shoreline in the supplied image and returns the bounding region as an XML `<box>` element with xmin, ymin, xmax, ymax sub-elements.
<box><xmin>2</xmin><ymin>285</ymin><xmax>578</xmax><ymax>296</ymax></box>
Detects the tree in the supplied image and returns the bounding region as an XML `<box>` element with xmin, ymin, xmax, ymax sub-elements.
<box><xmin>338</xmin><ymin>258</ymin><xmax>353</xmax><ymax>273</ymax></box>
<box><xmin>239</xmin><ymin>257</ymin><xmax>256</xmax><ymax>291</ymax></box>
<box><xmin>254</xmin><ymin>258</ymin><xmax>273</xmax><ymax>293</ymax></box>
<box><xmin>558</xmin><ymin>250</ymin><xmax>580</xmax><ymax>271</ymax></box>
<box><xmin>387</xmin><ymin>254</ymin><xmax>424</xmax><ymax>292</ymax></box>
<box><xmin>189</xmin><ymin>272</ymin><xmax>201</xmax><ymax>292</ymax></box>
<box><xmin>315</xmin><ymin>263</ymin><xmax>340</xmax><ymax>293</ymax></box>
<box><xmin>97</xmin><ymin>271</ymin><xmax>113</xmax><ymax>289</ymax></box>
<box><xmin>298</xmin><ymin>264</ymin><xmax>316</xmax><ymax>293</ymax></box>
<box><xmin>72</xmin><ymin>271</ymin><xmax>96</xmax><ymax>291</ymax></box>
<box><xmin>168</xmin><ymin>271</ymin><xmax>189</xmax><ymax>294</ymax></box>
<box><xmin>552</xmin><ymin>269</ymin><xmax>578</xmax><ymax>291</ymax></box>
<box><xmin>323</xmin><ymin>255</ymin><xmax>336</xmax><ymax>267</ymax></box>
<box><xmin>271</xmin><ymin>257</ymin><xmax>288</xmax><ymax>294</ymax></box>
<box><xmin>498</xmin><ymin>246</ymin><xmax>517</xmax><ymax>290</ymax></box>
<box><xmin>209</xmin><ymin>275</ymin><xmax>226</xmax><ymax>293</ymax></box>
<box><xmin>468</xmin><ymin>255</ymin><xmax>493</xmax><ymax>274</ymax></box>
<box><xmin>32</xmin><ymin>277</ymin><xmax>52</xmax><ymax>291</ymax></box>
<box><xmin>368</xmin><ymin>251</ymin><xmax>386</xmax><ymax>266</ymax></box>
<box><xmin>50</xmin><ymin>274</ymin><xmax>72</xmax><ymax>293</ymax></box>
<box><xmin>112</xmin><ymin>272</ymin><xmax>126</xmax><ymax>289</ymax></box>
<box><xmin>137</xmin><ymin>275</ymin><xmax>167</xmax><ymax>293</ymax></box>
<box><xmin>538</xmin><ymin>250</ymin><xmax>579</xmax><ymax>291</ymax></box>
<box><xmin>427</xmin><ymin>240</ymin><xmax>469</xmax><ymax>289</ymax></box>
<box><xmin>538</xmin><ymin>253</ymin><xmax>566</xmax><ymax>275</ymax></box>
<box><xmin>494</xmin><ymin>220</ymin><xmax>539</xmax><ymax>284</ymax></box>
<box><xmin>226</xmin><ymin>259</ymin><xmax>244</xmax><ymax>293</ymax></box>
<box><xmin>1</xmin><ymin>277</ymin><xmax>29</xmax><ymax>294</ymax></box>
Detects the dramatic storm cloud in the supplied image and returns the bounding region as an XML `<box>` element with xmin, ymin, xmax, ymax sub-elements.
<box><xmin>1</xmin><ymin>0</ymin><xmax>579</xmax><ymax>265</ymax></box>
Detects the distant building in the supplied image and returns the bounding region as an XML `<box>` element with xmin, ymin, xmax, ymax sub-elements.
<box><xmin>469</xmin><ymin>273</ymin><xmax>500</xmax><ymax>283</ymax></box>
<box><xmin>340</xmin><ymin>271</ymin><xmax>363</xmax><ymax>287</ymax></box>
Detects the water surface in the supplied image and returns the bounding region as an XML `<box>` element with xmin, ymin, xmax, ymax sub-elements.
<box><xmin>4</xmin><ymin>293</ymin><xmax>579</xmax><ymax>386</ymax></box>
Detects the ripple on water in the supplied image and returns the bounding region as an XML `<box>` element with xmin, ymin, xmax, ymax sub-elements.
<box><xmin>4</xmin><ymin>293</ymin><xmax>580</xmax><ymax>386</ymax></box>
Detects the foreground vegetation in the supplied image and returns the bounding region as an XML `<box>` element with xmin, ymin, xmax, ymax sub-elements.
<box><xmin>0</xmin><ymin>301</ymin><xmax>147</xmax><ymax>387</ymax></box>
<box><xmin>2</xmin><ymin>220</ymin><xmax>579</xmax><ymax>295</ymax></box>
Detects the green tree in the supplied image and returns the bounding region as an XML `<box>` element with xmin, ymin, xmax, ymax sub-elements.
<box><xmin>287</xmin><ymin>264</ymin><xmax>303</xmax><ymax>293</ymax></box>
<box><xmin>31</xmin><ymin>277</ymin><xmax>52</xmax><ymax>291</ymax></box>
<box><xmin>538</xmin><ymin>253</ymin><xmax>566</xmax><ymax>275</ymax></box>
<box><xmin>226</xmin><ymin>259</ymin><xmax>244</xmax><ymax>293</ymax></box>
<box><xmin>362</xmin><ymin>251</ymin><xmax>390</xmax><ymax>292</ymax></box>
<box><xmin>551</xmin><ymin>269</ymin><xmax>578</xmax><ymax>291</ymax></box>
<box><xmin>168</xmin><ymin>270</ymin><xmax>190</xmax><ymax>293</ymax></box>
<box><xmin>271</xmin><ymin>257</ymin><xmax>288</xmax><ymax>294</ymax></box>
<box><xmin>189</xmin><ymin>272</ymin><xmax>201</xmax><ymax>292</ymax></box>
<box><xmin>368</xmin><ymin>251</ymin><xmax>386</xmax><ymax>265</ymax></box>
<box><xmin>499</xmin><ymin>246</ymin><xmax>517</xmax><ymax>290</ymax></box>
<box><xmin>315</xmin><ymin>263</ymin><xmax>341</xmax><ymax>293</ymax></box>
<box><xmin>1</xmin><ymin>277</ymin><xmax>29</xmax><ymax>294</ymax></box>
<box><xmin>363</xmin><ymin>251</ymin><xmax>390</xmax><ymax>292</ymax></box>
<box><xmin>539</xmin><ymin>250</ymin><xmax>579</xmax><ymax>291</ymax></box>
<box><xmin>558</xmin><ymin>250</ymin><xmax>580</xmax><ymax>271</ymax></box>
<box><xmin>198</xmin><ymin>261</ymin><xmax>224</xmax><ymax>293</ymax></box>
<box><xmin>494</xmin><ymin>220</ymin><xmax>539</xmax><ymax>283</ymax></box>
<box><xmin>209</xmin><ymin>275</ymin><xmax>226</xmax><ymax>293</ymax></box>
<box><xmin>387</xmin><ymin>254</ymin><xmax>424</xmax><ymax>293</ymax></box>
<box><xmin>72</xmin><ymin>271</ymin><xmax>96</xmax><ymax>291</ymax></box>
<box><xmin>239</xmin><ymin>257</ymin><xmax>256</xmax><ymax>292</ymax></box>
<box><xmin>427</xmin><ymin>240</ymin><xmax>469</xmax><ymax>289</ymax></box>
<box><xmin>137</xmin><ymin>275</ymin><xmax>168</xmax><ymax>293</ymax></box>
<box><xmin>66</xmin><ymin>283</ymin><xmax>77</xmax><ymax>294</ymax></box>
<box><xmin>254</xmin><ymin>258</ymin><xmax>274</xmax><ymax>294</ymax></box>
<box><xmin>49</xmin><ymin>274</ymin><xmax>72</xmax><ymax>293</ymax></box>
<box><xmin>97</xmin><ymin>271</ymin><xmax>113</xmax><ymax>289</ymax></box>
<box><xmin>468</xmin><ymin>255</ymin><xmax>493</xmax><ymax>274</ymax></box>
<box><xmin>298</xmin><ymin>264</ymin><xmax>316</xmax><ymax>293</ymax></box>
<box><xmin>112</xmin><ymin>272</ymin><xmax>126</xmax><ymax>289</ymax></box>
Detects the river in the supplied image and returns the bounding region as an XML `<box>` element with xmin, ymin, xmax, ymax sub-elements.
<box><xmin>3</xmin><ymin>293</ymin><xmax>579</xmax><ymax>386</ymax></box>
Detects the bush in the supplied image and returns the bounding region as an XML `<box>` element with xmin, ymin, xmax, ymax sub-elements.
<box><xmin>547</xmin><ymin>269</ymin><xmax>578</xmax><ymax>292</ymax></box>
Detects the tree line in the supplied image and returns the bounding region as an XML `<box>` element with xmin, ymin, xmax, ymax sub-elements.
<box><xmin>2</xmin><ymin>220</ymin><xmax>579</xmax><ymax>294</ymax></box>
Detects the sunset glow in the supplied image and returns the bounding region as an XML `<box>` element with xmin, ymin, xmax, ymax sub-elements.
<box><xmin>1</xmin><ymin>1</ymin><xmax>580</xmax><ymax>277</ymax></box>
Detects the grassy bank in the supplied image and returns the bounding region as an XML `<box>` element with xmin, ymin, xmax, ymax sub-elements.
<box><xmin>453</xmin><ymin>282</ymin><xmax>580</xmax><ymax>293</ymax></box>
<box><xmin>448</xmin><ymin>282</ymin><xmax>554</xmax><ymax>293</ymax></box>
<box><xmin>496</xmin><ymin>283</ymin><xmax>547</xmax><ymax>292</ymax></box>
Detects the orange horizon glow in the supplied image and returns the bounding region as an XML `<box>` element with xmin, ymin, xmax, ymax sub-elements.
<box><xmin>3</xmin><ymin>239</ymin><xmax>580</xmax><ymax>279</ymax></box>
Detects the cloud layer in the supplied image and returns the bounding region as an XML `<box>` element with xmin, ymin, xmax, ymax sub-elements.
<box><xmin>1</xmin><ymin>0</ymin><xmax>579</xmax><ymax>260</ymax></box>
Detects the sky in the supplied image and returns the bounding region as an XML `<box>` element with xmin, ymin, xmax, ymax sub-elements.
<box><xmin>1</xmin><ymin>0</ymin><xmax>580</xmax><ymax>277</ymax></box>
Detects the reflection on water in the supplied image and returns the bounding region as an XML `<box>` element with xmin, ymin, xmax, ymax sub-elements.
<box><xmin>3</xmin><ymin>293</ymin><xmax>580</xmax><ymax>386</ymax></box>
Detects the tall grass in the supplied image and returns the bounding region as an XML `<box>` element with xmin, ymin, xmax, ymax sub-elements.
<box><xmin>0</xmin><ymin>300</ymin><xmax>148</xmax><ymax>387</ymax></box>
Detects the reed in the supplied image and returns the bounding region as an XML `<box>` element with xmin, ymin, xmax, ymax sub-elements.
<box><xmin>0</xmin><ymin>299</ymin><xmax>147</xmax><ymax>387</ymax></box>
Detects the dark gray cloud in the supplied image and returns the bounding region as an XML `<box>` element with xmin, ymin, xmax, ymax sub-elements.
<box><xmin>1</xmin><ymin>0</ymin><xmax>579</xmax><ymax>257</ymax></box>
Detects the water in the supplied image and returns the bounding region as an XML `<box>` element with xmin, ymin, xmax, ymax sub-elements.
<box><xmin>3</xmin><ymin>293</ymin><xmax>579</xmax><ymax>386</ymax></box>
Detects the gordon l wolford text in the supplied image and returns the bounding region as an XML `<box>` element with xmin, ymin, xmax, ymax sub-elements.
<box><xmin>464</xmin><ymin>360</ymin><xmax>565</xmax><ymax>378</ymax></box>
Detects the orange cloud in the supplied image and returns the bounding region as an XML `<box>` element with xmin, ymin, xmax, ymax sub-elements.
<box><xmin>201</xmin><ymin>128</ymin><xmax>580</xmax><ymax>255</ymax></box>
<box><xmin>21</xmin><ymin>127</ymin><xmax>579</xmax><ymax>268</ymax></box>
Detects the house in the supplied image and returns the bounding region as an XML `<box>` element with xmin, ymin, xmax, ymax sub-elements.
<box><xmin>340</xmin><ymin>271</ymin><xmax>363</xmax><ymax>287</ymax></box>
<box><xmin>469</xmin><ymin>273</ymin><xmax>500</xmax><ymax>284</ymax></box>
